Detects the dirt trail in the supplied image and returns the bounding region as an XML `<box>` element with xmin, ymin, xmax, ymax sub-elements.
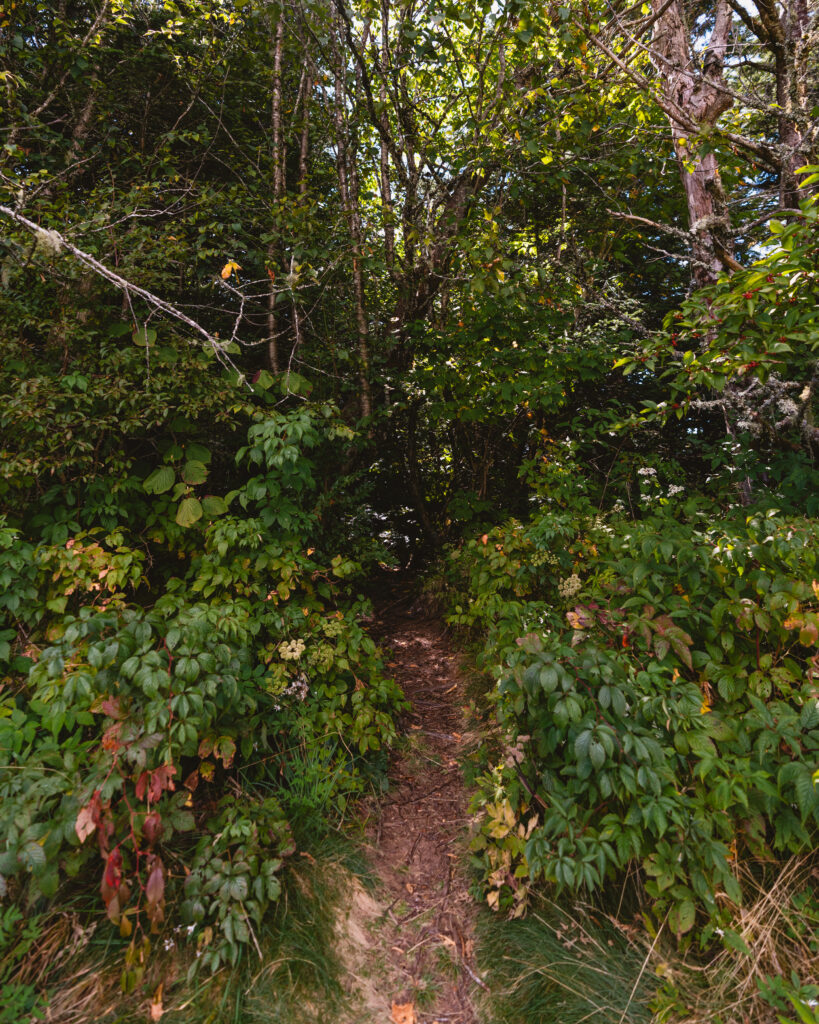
<box><xmin>361</xmin><ymin>578</ymin><xmax>483</xmax><ymax>1024</ymax></box>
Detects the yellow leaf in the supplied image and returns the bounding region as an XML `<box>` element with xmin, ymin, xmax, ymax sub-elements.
<box><xmin>220</xmin><ymin>261</ymin><xmax>241</xmax><ymax>280</ymax></box>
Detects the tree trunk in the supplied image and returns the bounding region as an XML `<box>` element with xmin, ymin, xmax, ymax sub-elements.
<box><xmin>379</xmin><ymin>2</ymin><xmax>395</xmax><ymax>272</ymax></box>
<box><xmin>298</xmin><ymin>70</ymin><xmax>311</xmax><ymax>194</ymax></box>
<box><xmin>755</xmin><ymin>0</ymin><xmax>814</xmax><ymax>208</ymax></box>
<box><xmin>267</xmin><ymin>13</ymin><xmax>285</xmax><ymax>374</ymax></box>
<box><xmin>650</xmin><ymin>0</ymin><xmax>734</xmax><ymax>287</ymax></box>
<box><xmin>333</xmin><ymin>12</ymin><xmax>372</xmax><ymax>419</ymax></box>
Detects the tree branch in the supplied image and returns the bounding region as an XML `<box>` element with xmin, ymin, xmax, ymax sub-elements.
<box><xmin>0</xmin><ymin>204</ymin><xmax>244</xmax><ymax>375</ymax></box>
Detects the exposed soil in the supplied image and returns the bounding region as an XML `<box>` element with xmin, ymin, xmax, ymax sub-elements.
<box><xmin>359</xmin><ymin>576</ymin><xmax>484</xmax><ymax>1024</ymax></box>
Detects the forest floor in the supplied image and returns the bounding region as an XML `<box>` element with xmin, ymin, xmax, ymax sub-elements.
<box><xmin>333</xmin><ymin>575</ymin><xmax>486</xmax><ymax>1024</ymax></box>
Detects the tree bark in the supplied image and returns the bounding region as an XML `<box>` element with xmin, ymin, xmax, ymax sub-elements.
<box><xmin>379</xmin><ymin>2</ymin><xmax>395</xmax><ymax>272</ymax></box>
<box><xmin>754</xmin><ymin>0</ymin><xmax>814</xmax><ymax>208</ymax></box>
<box><xmin>298</xmin><ymin>70</ymin><xmax>311</xmax><ymax>195</ymax></box>
<box><xmin>650</xmin><ymin>0</ymin><xmax>734</xmax><ymax>286</ymax></box>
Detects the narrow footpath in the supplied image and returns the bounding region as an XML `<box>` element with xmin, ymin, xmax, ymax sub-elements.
<box><xmin>364</xmin><ymin>579</ymin><xmax>483</xmax><ymax>1024</ymax></box>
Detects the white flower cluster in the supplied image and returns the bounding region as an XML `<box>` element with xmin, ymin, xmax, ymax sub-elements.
<box><xmin>667</xmin><ymin>484</ymin><xmax>685</xmax><ymax>496</ymax></box>
<box><xmin>637</xmin><ymin>466</ymin><xmax>657</xmax><ymax>477</ymax></box>
<box><xmin>272</xmin><ymin>672</ymin><xmax>310</xmax><ymax>711</ymax></box>
<box><xmin>282</xmin><ymin>673</ymin><xmax>309</xmax><ymax>701</ymax></box>
<box><xmin>558</xmin><ymin>573</ymin><xmax>582</xmax><ymax>599</ymax></box>
<box><xmin>279</xmin><ymin>638</ymin><xmax>306</xmax><ymax>661</ymax></box>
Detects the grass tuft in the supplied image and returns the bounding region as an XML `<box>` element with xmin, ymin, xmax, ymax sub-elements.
<box><xmin>475</xmin><ymin>893</ymin><xmax>657</xmax><ymax>1024</ymax></box>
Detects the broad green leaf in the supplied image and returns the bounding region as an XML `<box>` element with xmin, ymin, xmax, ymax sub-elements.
<box><xmin>132</xmin><ymin>327</ymin><xmax>157</xmax><ymax>346</ymax></box>
<box><xmin>669</xmin><ymin>899</ymin><xmax>696</xmax><ymax>935</ymax></box>
<box><xmin>181</xmin><ymin>460</ymin><xmax>208</xmax><ymax>485</ymax></box>
<box><xmin>176</xmin><ymin>496</ymin><xmax>203</xmax><ymax>527</ymax></box>
<box><xmin>144</xmin><ymin>466</ymin><xmax>175</xmax><ymax>494</ymax></box>
<box><xmin>202</xmin><ymin>495</ymin><xmax>228</xmax><ymax>517</ymax></box>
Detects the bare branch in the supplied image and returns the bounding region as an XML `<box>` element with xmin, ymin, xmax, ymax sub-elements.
<box><xmin>606</xmin><ymin>209</ymin><xmax>691</xmax><ymax>240</ymax></box>
<box><xmin>0</xmin><ymin>204</ymin><xmax>244</xmax><ymax>377</ymax></box>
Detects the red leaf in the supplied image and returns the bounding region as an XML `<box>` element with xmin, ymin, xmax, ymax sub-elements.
<box><xmin>143</xmin><ymin>811</ymin><xmax>163</xmax><ymax>846</ymax></box>
<box><xmin>147</xmin><ymin>764</ymin><xmax>177</xmax><ymax>803</ymax></box>
<box><xmin>135</xmin><ymin>771</ymin><xmax>148</xmax><ymax>802</ymax></box>
<box><xmin>101</xmin><ymin>697</ymin><xmax>124</xmax><ymax>719</ymax></box>
<box><xmin>101</xmin><ymin>848</ymin><xmax>123</xmax><ymax>904</ymax></box>
<box><xmin>105</xmin><ymin>890</ymin><xmax>121</xmax><ymax>923</ymax></box>
<box><xmin>101</xmin><ymin>721</ymin><xmax>122</xmax><ymax>751</ymax></box>
<box><xmin>214</xmin><ymin>737</ymin><xmax>236</xmax><ymax>768</ymax></box>
<box><xmin>145</xmin><ymin>857</ymin><xmax>165</xmax><ymax>930</ymax></box>
<box><xmin>146</xmin><ymin>859</ymin><xmax>164</xmax><ymax>906</ymax></box>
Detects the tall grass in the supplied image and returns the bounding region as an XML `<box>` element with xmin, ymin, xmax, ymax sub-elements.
<box><xmin>0</xmin><ymin>833</ymin><xmax>373</xmax><ymax>1024</ymax></box>
<box><xmin>174</xmin><ymin>842</ymin><xmax>358</xmax><ymax>1024</ymax></box>
<box><xmin>653</xmin><ymin>854</ymin><xmax>819</xmax><ymax>1024</ymax></box>
<box><xmin>475</xmin><ymin>893</ymin><xmax>658</xmax><ymax>1024</ymax></box>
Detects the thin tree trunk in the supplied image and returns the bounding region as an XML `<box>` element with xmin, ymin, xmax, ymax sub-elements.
<box><xmin>755</xmin><ymin>0</ymin><xmax>813</xmax><ymax>208</ymax></box>
<box><xmin>298</xmin><ymin>71</ymin><xmax>311</xmax><ymax>194</ymax></box>
<box><xmin>379</xmin><ymin>2</ymin><xmax>395</xmax><ymax>272</ymax></box>
<box><xmin>290</xmin><ymin>69</ymin><xmax>311</xmax><ymax>364</ymax></box>
<box><xmin>267</xmin><ymin>13</ymin><xmax>285</xmax><ymax>373</ymax></box>
<box><xmin>333</xmin><ymin>13</ymin><xmax>372</xmax><ymax>419</ymax></box>
<box><xmin>65</xmin><ymin>90</ymin><xmax>96</xmax><ymax>176</ymax></box>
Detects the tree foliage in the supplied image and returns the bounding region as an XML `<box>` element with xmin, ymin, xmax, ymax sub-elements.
<box><xmin>1</xmin><ymin>0</ymin><xmax>818</xmax><ymax>1015</ymax></box>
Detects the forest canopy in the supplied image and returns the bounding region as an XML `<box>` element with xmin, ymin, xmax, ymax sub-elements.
<box><xmin>0</xmin><ymin>0</ymin><xmax>818</xmax><ymax>1021</ymax></box>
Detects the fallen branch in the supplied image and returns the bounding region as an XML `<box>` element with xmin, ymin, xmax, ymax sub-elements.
<box><xmin>0</xmin><ymin>203</ymin><xmax>244</xmax><ymax>376</ymax></box>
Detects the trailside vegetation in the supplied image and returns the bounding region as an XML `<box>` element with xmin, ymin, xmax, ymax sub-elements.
<box><xmin>1</xmin><ymin>0</ymin><xmax>817</xmax><ymax>1021</ymax></box>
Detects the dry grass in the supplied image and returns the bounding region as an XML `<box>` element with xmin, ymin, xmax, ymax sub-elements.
<box><xmin>1</xmin><ymin>911</ymin><xmax>125</xmax><ymax>1024</ymax></box>
<box><xmin>656</xmin><ymin>853</ymin><xmax>819</xmax><ymax>1024</ymax></box>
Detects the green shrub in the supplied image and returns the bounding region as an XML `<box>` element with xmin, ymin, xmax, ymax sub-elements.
<box><xmin>447</xmin><ymin>496</ymin><xmax>819</xmax><ymax>943</ymax></box>
<box><xmin>0</xmin><ymin>403</ymin><xmax>405</xmax><ymax>980</ymax></box>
